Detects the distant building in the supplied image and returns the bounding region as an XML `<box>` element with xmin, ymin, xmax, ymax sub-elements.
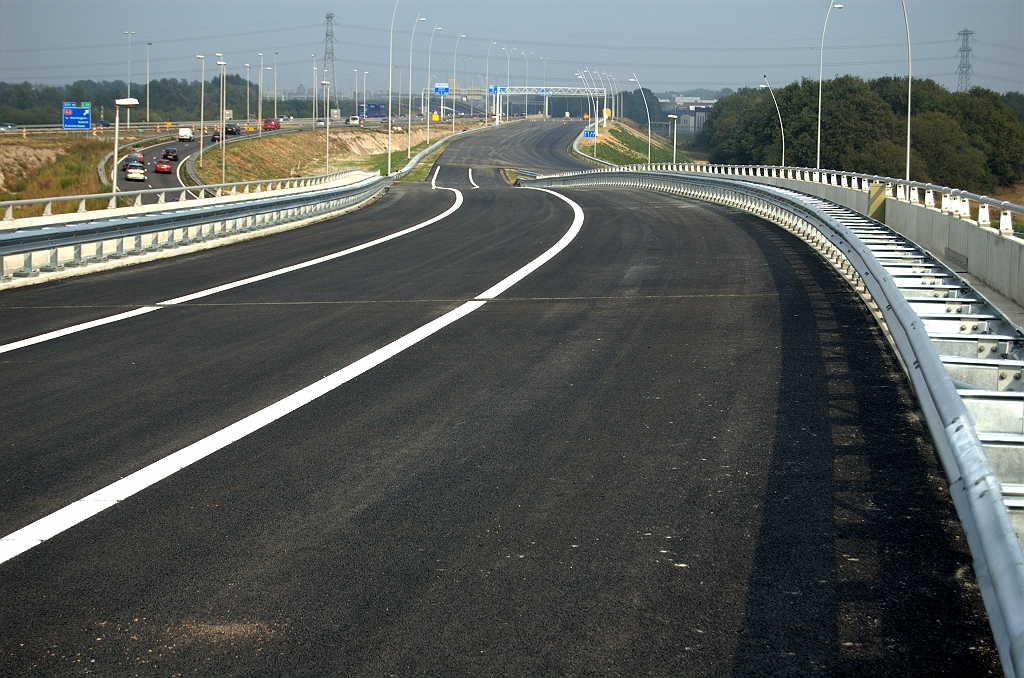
<box><xmin>666</xmin><ymin>96</ymin><xmax>717</xmax><ymax>134</ymax></box>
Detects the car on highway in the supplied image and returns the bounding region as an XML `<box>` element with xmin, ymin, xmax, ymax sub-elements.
<box><xmin>154</xmin><ymin>159</ymin><xmax>173</xmax><ymax>174</ymax></box>
<box><xmin>211</xmin><ymin>130</ymin><xmax>221</xmax><ymax>142</ymax></box>
<box><xmin>314</xmin><ymin>119</ymin><xmax>327</xmax><ymax>128</ymax></box>
<box><xmin>125</xmin><ymin>166</ymin><xmax>146</xmax><ymax>182</ymax></box>
<box><xmin>177</xmin><ymin>127</ymin><xmax>194</xmax><ymax>142</ymax></box>
<box><xmin>263</xmin><ymin>118</ymin><xmax>280</xmax><ymax>130</ymax></box>
<box><xmin>94</xmin><ymin>120</ymin><xmax>112</xmax><ymax>128</ymax></box>
<box><xmin>162</xmin><ymin>148</ymin><xmax>178</xmax><ymax>160</ymax></box>
<box><xmin>345</xmin><ymin>116</ymin><xmax>361</xmax><ymax>125</ymax></box>
<box><xmin>120</xmin><ymin>153</ymin><xmax>144</xmax><ymax>171</ymax></box>
<box><xmin>225</xmin><ymin>123</ymin><xmax>241</xmax><ymax>135</ymax></box>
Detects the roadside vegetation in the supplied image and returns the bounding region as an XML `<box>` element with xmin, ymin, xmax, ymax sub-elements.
<box><xmin>696</xmin><ymin>76</ymin><xmax>1024</xmax><ymax>195</ymax></box>
<box><xmin>0</xmin><ymin>137</ymin><xmax>111</xmax><ymax>216</ymax></box>
<box><xmin>577</xmin><ymin>119</ymin><xmax>685</xmax><ymax>165</ymax></box>
<box><xmin>194</xmin><ymin>124</ymin><xmax>482</xmax><ymax>185</ymax></box>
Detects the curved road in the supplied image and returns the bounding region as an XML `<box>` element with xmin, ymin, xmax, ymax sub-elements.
<box><xmin>0</xmin><ymin>122</ymin><xmax>1000</xmax><ymax>675</ymax></box>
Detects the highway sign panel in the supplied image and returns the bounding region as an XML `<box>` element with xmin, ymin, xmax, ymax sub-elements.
<box><xmin>434</xmin><ymin>82</ymin><xmax>450</xmax><ymax>95</ymax></box>
<box><xmin>62</xmin><ymin>105</ymin><xmax>92</xmax><ymax>130</ymax></box>
<box><xmin>583</xmin><ymin>129</ymin><xmax>597</xmax><ymax>138</ymax></box>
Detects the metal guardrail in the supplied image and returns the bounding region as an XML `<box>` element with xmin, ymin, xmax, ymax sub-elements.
<box><xmin>1</xmin><ymin>174</ymin><xmax>389</xmax><ymax>279</ymax></box>
<box><xmin>521</xmin><ymin>167</ymin><xmax>1024</xmax><ymax>678</ymax></box>
<box><xmin>612</xmin><ymin>162</ymin><xmax>1024</xmax><ymax>231</ymax></box>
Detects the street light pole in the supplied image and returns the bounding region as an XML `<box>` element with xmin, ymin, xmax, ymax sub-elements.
<box><xmin>312</xmin><ymin>54</ymin><xmax>318</xmax><ymax>122</ymax></box>
<box><xmin>408</xmin><ymin>15</ymin><xmax>425</xmax><ymax>158</ymax></box>
<box><xmin>124</xmin><ymin>31</ymin><xmax>134</xmax><ymax>128</ymax></box>
<box><xmin>504</xmin><ymin>45</ymin><xmax>514</xmax><ymax>122</ymax></box>
<box><xmin>763</xmin><ymin>75</ymin><xmax>786</xmax><ymax>167</ymax></box>
<box><xmin>363</xmin><ymin>71</ymin><xmax>369</xmax><ymax>118</ymax></box>
<box><xmin>245</xmin><ymin>63</ymin><xmax>250</xmax><ymax>124</ymax></box>
<box><xmin>816</xmin><ymin>1</ymin><xmax>843</xmax><ymax>170</ymax></box>
<box><xmin>901</xmin><ymin>0</ymin><xmax>912</xmax><ymax>182</ymax></box>
<box><xmin>353</xmin><ymin>69</ymin><xmax>359</xmax><ymax>119</ymax></box>
<box><xmin>485</xmin><ymin>40</ymin><xmax>496</xmax><ymax>125</ymax></box>
<box><xmin>523</xmin><ymin>51</ymin><xmax>531</xmax><ymax>118</ymax></box>
<box><xmin>196</xmin><ymin>55</ymin><xmax>205</xmax><ymax>167</ymax></box>
<box><xmin>258</xmin><ymin>54</ymin><xmax>265</xmax><ymax>138</ymax></box>
<box><xmin>322</xmin><ymin>79</ymin><xmax>331</xmax><ymax>172</ymax></box>
<box><xmin>111</xmin><ymin>97</ymin><xmax>138</xmax><ymax>198</ymax></box>
<box><xmin>216</xmin><ymin>54</ymin><xmax>226</xmax><ymax>185</ymax></box>
<box><xmin>630</xmin><ymin>73</ymin><xmax>651</xmax><ymax>164</ymax></box>
<box><xmin>453</xmin><ymin>33</ymin><xmax>465</xmax><ymax>135</ymax></box>
<box><xmin>386</xmin><ymin>0</ymin><xmax>400</xmax><ymax>175</ymax></box>
<box><xmin>667</xmin><ymin>114</ymin><xmax>678</xmax><ymax>163</ymax></box>
<box><xmin>426</xmin><ymin>23</ymin><xmax>441</xmax><ymax>142</ymax></box>
<box><xmin>146</xmin><ymin>42</ymin><xmax>151</xmax><ymax>123</ymax></box>
<box><xmin>273</xmin><ymin>52</ymin><xmax>278</xmax><ymax>119</ymax></box>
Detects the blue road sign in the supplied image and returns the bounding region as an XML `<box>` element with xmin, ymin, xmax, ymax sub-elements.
<box><xmin>488</xmin><ymin>85</ymin><xmax>506</xmax><ymax>94</ymax></box>
<box><xmin>62</xmin><ymin>105</ymin><xmax>91</xmax><ymax>130</ymax></box>
<box><xmin>583</xmin><ymin>129</ymin><xmax>597</xmax><ymax>138</ymax></box>
<box><xmin>540</xmin><ymin>89</ymin><xmax>551</xmax><ymax>96</ymax></box>
<box><xmin>434</xmin><ymin>82</ymin><xmax>450</xmax><ymax>95</ymax></box>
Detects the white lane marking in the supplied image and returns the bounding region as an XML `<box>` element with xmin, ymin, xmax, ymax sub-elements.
<box><xmin>430</xmin><ymin>165</ymin><xmax>440</xmax><ymax>189</ymax></box>
<box><xmin>468</xmin><ymin>168</ymin><xmax>479</xmax><ymax>189</ymax></box>
<box><xmin>160</xmin><ymin>188</ymin><xmax>463</xmax><ymax>305</ymax></box>
<box><xmin>0</xmin><ymin>188</ymin><xmax>585</xmax><ymax>566</ymax></box>
<box><xmin>0</xmin><ymin>307</ymin><xmax>162</xmax><ymax>355</ymax></box>
<box><xmin>0</xmin><ymin>189</ymin><xmax>464</xmax><ymax>353</ymax></box>
<box><xmin>476</xmin><ymin>187</ymin><xmax>584</xmax><ymax>300</ymax></box>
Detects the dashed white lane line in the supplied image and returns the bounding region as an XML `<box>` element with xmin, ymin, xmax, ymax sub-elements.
<box><xmin>0</xmin><ymin>189</ymin><xmax>464</xmax><ymax>354</ymax></box>
<box><xmin>468</xmin><ymin>168</ymin><xmax>479</xmax><ymax>189</ymax></box>
<box><xmin>0</xmin><ymin>187</ymin><xmax>585</xmax><ymax>565</ymax></box>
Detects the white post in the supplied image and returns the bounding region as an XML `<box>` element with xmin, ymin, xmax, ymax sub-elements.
<box><xmin>197</xmin><ymin>55</ymin><xmax>205</xmax><ymax>167</ymax></box>
<box><xmin>258</xmin><ymin>53</ymin><xmax>264</xmax><ymax>138</ymax></box>
<box><xmin>387</xmin><ymin>0</ymin><xmax>399</xmax><ymax>176</ymax></box>
<box><xmin>427</xmin><ymin>24</ymin><xmax>441</xmax><ymax>142</ymax></box>
<box><xmin>901</xmin><ymin>0</ymin><xmax>912</xmax><ymax>182</ymax></box>
<box><xmin>124</xmin><ymin>31</ymin><xmax>134</xmax><ymax>128</ymax></box>
<box><xmin>453</xmin><ymin>34</ymin><xmax>465</xmax><ymax>136</ymax></box>
<box><xmin>146</xmin><ymin>42</ymin><xmax>151</xmax><ymax>123</ymax></box>
<box><xmin>408</xmin><ymin>15</ymin><xmax>425</xmax><ymax>158</ymax></box>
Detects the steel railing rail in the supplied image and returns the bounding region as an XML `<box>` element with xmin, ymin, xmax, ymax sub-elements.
<box><xmin>1</xmin><ymin>173</ymin><xmax>389</xmax><ymax>278</ymax></box>
<box><xmin>521</xmin><ymin>167</ymin><xmax>1024</xmax><ymax>678</ymax></box>
<box><xmin>574</xmin><ymin>161</ymin><xmax>1024</xmax><ymax>229</ymax></box>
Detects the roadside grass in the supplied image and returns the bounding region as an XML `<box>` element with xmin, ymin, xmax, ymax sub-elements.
<box><xmin>0</xmin><ymin>138</ymin><xmax>110</xmax><ymax>217</ymax></box>
<box><xmin>576</xmin><ymin>121</ymin><xmax>685</xmax><ymax>166</ymax></box>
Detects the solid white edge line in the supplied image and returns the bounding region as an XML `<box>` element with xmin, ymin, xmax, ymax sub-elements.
<box><xmin>468</xmin><ymin>168</ymin><xmax>479</xmax><ymax>189</ymax></box>
<box><xmin>0</xmin><ymin>299</ymin><xmax>485</xmax><ymax>565</ymax></box>
<box><xmin>475</xmin><ymin>187</ymin><xmax>584</xmax><ymax>300</ymax></box>
<box><xmin>431</xmin><ymin>165</ymin><xmax>440</xmax><ymax>189</ymax></box>
<box><xmin>161</xmin><ymin>187</ymin><xmax>464</xmax><ymax>305</ymax></box>
<box><xmin>0</xmin><ymin>189</ymin><xmax>465</xmax><ymax>351</ymax></box>
<box><xmin>0</xmin><ymin>307</ymin><xmax>162</xmax><ymax>355</ymax></box>
<box><xmin>0</xmin><ymin>186</ymin><xmax>585</xmax><ymax>566</ymax></box>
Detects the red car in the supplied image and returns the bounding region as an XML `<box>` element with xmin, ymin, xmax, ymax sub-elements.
<box><xmin>154</xmin><ymin>159</ymin><xmax>173</xmax><ymax>173</ymax></box>
<box><xmin>263</xmin><ymin>117</ymin><xmax>280</xmax><ymax>130</ymax></box>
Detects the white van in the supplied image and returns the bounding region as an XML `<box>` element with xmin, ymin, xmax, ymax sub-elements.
<box><xmin>345</xmin><ymin>116</ymin><xmax>361</xmax><ymax>126</ymax></box>
<box><xmin>177</xmin><ymin>128</ymin><xmax>195</xmax><ymax>142</ymax></box>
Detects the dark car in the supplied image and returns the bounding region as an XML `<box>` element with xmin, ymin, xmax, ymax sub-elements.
<box><xmin>225</xmin><ymin>123</ymin><xmax>240</xmax><ymax>135</ymax></box>
<box><xmin>120</xmin><ymin>153</ymin><xmax>144</xmax><ymax>171</ymax></box>
<box><xmin>162</xmin><ymin>148</ymin><xmax>178</xmax><ymax>161</ymax></box>
<box><xmin>211</xmin><ymin>130</ymin><xmax>221</xmax><ymax>142</ymax></box>
<box><xmin>154</xmin><ymin>159</ymin><xmax>173</xmax><ymax>173</ymax></box>
<box><xmin>94</xmin><ymin>120</ymin><xmax>112</xmax><ymax>128</ymax></box>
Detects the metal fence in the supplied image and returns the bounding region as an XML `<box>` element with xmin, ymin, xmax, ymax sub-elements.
<box><xmin>521</xmin><ymin>167</ymin><xmax>1024</xmax><ymax>678</ymax></box>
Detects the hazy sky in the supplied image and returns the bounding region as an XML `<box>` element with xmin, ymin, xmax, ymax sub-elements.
<box><xmin>1</xmin><ymin>0</ymin><xmax>1021</xmax><ymax>96</ymax></box>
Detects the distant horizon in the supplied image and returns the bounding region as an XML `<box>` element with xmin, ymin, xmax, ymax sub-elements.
<box><xmin>1</xmin><ymin>0</ymin><xmax>1020</xmax><ymax>96</ymax></box>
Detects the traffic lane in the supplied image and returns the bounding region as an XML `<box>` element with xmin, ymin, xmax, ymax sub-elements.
<box><xmin>0</xmin><ymin>184</ymin><xmax>457</xmax><ymax>345</ymax></box>
<box><xmin>0</xmin><ymin>189</ymin><xmax>997</xmax><ymax>674</ymax></box>
<box><xmin>428</xmin><ymin>121</ymin><xmax>591</xmax><ymax>188</ymax></box>
<box><xmin>113</xmin><ymin>139</ymin><xmax>184</xmax><ymax>200</ymax></box>
<box><xmin>0</xmin><ymin>186</ymin><xmax>573</xmax><ymax>537</ymax></box>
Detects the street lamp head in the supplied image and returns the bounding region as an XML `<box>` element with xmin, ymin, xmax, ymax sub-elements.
<box><xmin>217</xmin><ymin>61</ymin><xmax>226</xmax><ymax>66</ymax></box>
<box><xmin>196</xmin><ymin>54</ymin><xmax>204</xmax><ymax>59</ymax></box>
<box><xmin>258</xmin><ymin>52</ymin><xmax>263</xmax><ymax>57</ymax></box>
<box><xmin>419</xmin><ymin>17</ymin><xmax>426</xmax><ymax>21</ymax></box>
<box><xmin>833</xmin><ymin>3</ymin><xmax>843</xmax><ymax>7</ymax></box>
<box><xmin>245</xmin><ymin>63</ymin><xmax>250</xmax><ymax>68</ymax></box>
<box><xmin>321</xmin><ymin>80</ymin><xmax>330</xmax><ymax>86</ymax></box>
<box><xmin>667</xmin><ymin>114</ymin><xmax>677</xmax><ymax>120</ymax></box>
<box><xmin>215</xmin><ymin>53</ymin><xmax>223</xmax><ymax>57</ymax></box>
<box><xmin>115</xmin><ymin>97</ymin><xmax>139</xmax><ymax>107</ymax></box>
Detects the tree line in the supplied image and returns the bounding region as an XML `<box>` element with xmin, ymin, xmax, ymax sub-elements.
<box><xmin>0</xmin><ymin>78</ymin><xmax>361</xmax><ymax>126</ymax></box>
<box><xmin>694</xmin><ymin>76</ymin><xmax>1024</xmax><ymax>193</ymax></box>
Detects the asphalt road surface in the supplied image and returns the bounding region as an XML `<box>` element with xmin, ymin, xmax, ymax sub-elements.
<box><xmin>0</xmin><ymin>122</ymin><xmax>1001</xmax><ymax>676</ymax></box>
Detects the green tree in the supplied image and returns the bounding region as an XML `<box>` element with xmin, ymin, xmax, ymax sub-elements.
<box><xmin>911</xmin><ymin>111</ymin><xmax>992</xmax><ymax>191</ymax></box>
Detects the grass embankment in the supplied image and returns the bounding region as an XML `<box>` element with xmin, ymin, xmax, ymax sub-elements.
<box><xmin>195</xmin><ymin>124</ymin><xmax>482</xmax><ymax>185</ymax></box>
<box><xmin>0</xmin><ymin>137</ymin><xmax>114</xmax><ymax>217</ymax></box>
<box><xmin>577</xmin><ymin>120</ymin><xmax>686</xmax><ymax>166</ymax></box>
